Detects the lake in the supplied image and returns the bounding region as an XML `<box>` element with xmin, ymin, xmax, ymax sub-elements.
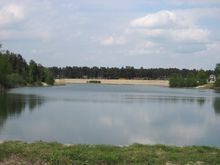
<box><xmin>0</xmin><ymin>84</ymin><xmax>220</xmax><ymax>146</ymax></box>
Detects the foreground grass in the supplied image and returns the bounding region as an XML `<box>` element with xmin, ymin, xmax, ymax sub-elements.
<box><xmin>0</xmin><ymin>141</ymin><xmax>220</xmax><ymax>165</ymax></box>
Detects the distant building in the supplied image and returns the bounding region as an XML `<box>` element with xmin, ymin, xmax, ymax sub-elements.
<box><xmin>209</xmin><ymin>74</ymin><xmax>216</xmax><ymax>82</ymax></box>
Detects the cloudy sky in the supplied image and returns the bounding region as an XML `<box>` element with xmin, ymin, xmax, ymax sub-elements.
<box><xmin>0</xmin><ymin>0</ymin><xmax>220</xmax><ymax>69</ymax></box>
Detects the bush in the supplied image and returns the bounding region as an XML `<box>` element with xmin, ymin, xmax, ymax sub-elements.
<box><xmin>215</xmin><ymin>78</ymin><xmax>220</xmax><ymax>88</ymax></box>
<box><xmin>45</xmin><ymin>76</ymin><xmax>55</xmax><ymax>85</ymax></box>
<box><xmin>6</xmin><ymin>73</ymin><xmax>26</xmax><ymax>87</ymax></box>
<box><xmin>184</xmin><ymin>73</ymin><xmax>197</xmax><ymax>87</ymax></box>
<box><xmin>169</xmin><ymin>74</ymin><xmax>184</xmax><ymax>87</ymax></box>
<box><xmin>44</xmin><ymin>69</ymin><xmax>55</xmax><ymax>85</ymax></box>
<box><xmin>86</xmin><ymin>80</ymin><xmax>101</xmax><ymax>84</ymax></box>
<box><xmin>197</xmin><ymin>69</ymin><xmax>207</xmax><ymax>85</ymax></box>
<box><xmin>169</xmin><ymin>73</ymin><xmax>202</xmax><ymax>88</ymax></box>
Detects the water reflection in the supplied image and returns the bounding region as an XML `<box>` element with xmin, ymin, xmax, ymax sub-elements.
<box><xmin>1</xmin><ymin>85</ymin><xmax>220</xmax><ymax>146</ymax></box>
<box><xmin>213</xmin><ymin>97</ymin><xmax>220</xmax><ymax>115</ymax></box>
<box><xmin>0</xmin><ymin>93</ymin><xmax>45</xmax><ymax>129</ymax></box>
<box><xmin>123</xmin><ymin>95</ymin><xmax>206</xmax><ymax>106</ymax></box>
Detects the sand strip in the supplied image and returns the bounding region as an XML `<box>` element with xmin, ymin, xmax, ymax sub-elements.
<box><xmin>55</xmin><ymin>79</ymin><xmax>169</xmax><ymax>86</ymax></box>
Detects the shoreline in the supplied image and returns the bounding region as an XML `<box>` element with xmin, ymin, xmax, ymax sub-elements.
<box><xmin>55</xmin><ymin>78</ymin><xmax>169</xmax><ymax>86</ymax></box>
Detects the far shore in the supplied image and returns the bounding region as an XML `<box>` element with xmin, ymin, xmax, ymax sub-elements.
<box><xmin>55</xmin><ymin>78</ymin><xmax>169</xmax><ymax>86</ymax></box>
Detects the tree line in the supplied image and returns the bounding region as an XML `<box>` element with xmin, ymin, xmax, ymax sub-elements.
<box><xmin>50</xmin><ymin>66</ymin><xmax>213</xmax><ymax>80</ymax></box>
<box><xmin>169</xmin><ymin>70</ymin><xmax>207</xmax><ymax>87</ymax></box>
<box><xmin>169</xmin><ymin>64</ymin><xmax>220</xmax><ymax>88</ymax></box>
<box><xmin>1</xmin><ymin>44</ymin><xmax>218</xmax><ymax>89</ymax></box>
<box><xmin>0</xmin><ymin>49</ymin><xmax>54</xmax><ymax>89</ymax></box>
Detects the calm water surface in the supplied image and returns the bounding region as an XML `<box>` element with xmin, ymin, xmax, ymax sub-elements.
<box><xmin>0</xmin><ymin>84</ymin><xmax>220</xmax><ymax>146</ymax></box>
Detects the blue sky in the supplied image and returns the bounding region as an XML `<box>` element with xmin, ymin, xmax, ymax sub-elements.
<box><xmin>0</xmin><ymin>0</ymin><xmax>220</xmax><ymax>69</ymax></box>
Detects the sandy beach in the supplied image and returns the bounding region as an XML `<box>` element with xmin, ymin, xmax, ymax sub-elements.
<box><xmin>55</xmin><ymin>78</ymin><xmax>169</xmax><ymax>86</ymax></box>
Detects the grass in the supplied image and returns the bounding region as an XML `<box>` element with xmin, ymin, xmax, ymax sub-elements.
<box><xmin>0</xmin><ymin>141</ymin><xmax>220</xmax><ymax>164</ymax></box>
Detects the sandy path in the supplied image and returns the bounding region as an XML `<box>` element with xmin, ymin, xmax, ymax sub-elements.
<box><xmin>55</xmin><ymin>79</ymin><xmax>169</xmax><ymax>86</ymax></box>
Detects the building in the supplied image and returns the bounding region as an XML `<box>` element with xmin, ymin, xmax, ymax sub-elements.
<box><xmin>209</xmin><ymin>74</ymin><xmax>216</xmax><ymax>82</ymax></box>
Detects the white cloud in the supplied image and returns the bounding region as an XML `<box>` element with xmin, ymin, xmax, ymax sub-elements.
<box><xmin>100</xmin><ymin>36</ymin><xmax>126</xmax><ymax>46</ymax></box>
<box><xmin>171</xmin><ymin>28</ymin><xmax>209</xmax><ymax>43</ymax></box>
<box><xmin>0</xmin><ymin>0</ymin><xmax>219</xmax><ymax>68</ymax></box>
<box><xmin>0</xmin><ymin>3</ymin><xmax>28</xmax><ymax>41</ymax></box>
<box><xmin>100</xmin><ymin>36</ymin><xmax>114</xmax><ymax>45</ymax></box>
<box><xmin>0</xmin><ymin>4</ymin><xmax>25</xmax><ymax>26</ymax></box>
<box><xmin>131</xmin><ymin>10</ymin><xmax>191</xmax><ymax>29</ymax></box>
<box><xmin>144</xmin><ymin>41</ymin><xmax>155</xmax><ymax>48</ymax></box>
<box><xmin>170</xmin><ymin>0</ymin><xmax>220</xmax><ymax>5</ymax></box>
<box><xmin>128</xmin><ymin>10</ymin><xmax>211</xmax><ymax>54</ymax></box>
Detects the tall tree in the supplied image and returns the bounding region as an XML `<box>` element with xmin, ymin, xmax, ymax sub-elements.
<box><xmin>214</xmin><ymin>64</ymin><xmax>220</xmax><ymax>87</ymax></box>
<box><xmin>44</xmin><ymin>68</ymin><xmax>54</xmax><ymax>85</ymax></box>
<box><xmin>28</xmin><ymin>60</ymin><xmax>38</xmax><ymax>83</ymax></box>
<box><xmin>197</xmin><ymin>69</ymin><xmax>207</xmax><ymax>85</ymax></box>
<box><xmin>0</xmin><ymin>55</ymin><xmax>10</xmax><ymax>87</ymax></box>
<box><xmin>215</xmin><ymin>64</ymin><xmax>220</xmax><ymax>77</ymax></box>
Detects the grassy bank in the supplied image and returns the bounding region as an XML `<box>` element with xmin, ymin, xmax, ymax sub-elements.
<box><xmin>0</xmin><ymin>141</ymin><xmax>220</xmax><ymax>164</ymax></box>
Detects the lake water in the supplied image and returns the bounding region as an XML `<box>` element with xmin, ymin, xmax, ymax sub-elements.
<box><xmin>0</xmin><ymin>84</ymin><xmax>220</xmax><ymax>146</ymax></box>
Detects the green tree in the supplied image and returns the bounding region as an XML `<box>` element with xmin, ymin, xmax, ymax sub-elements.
<box><xmin>214</xmin><ymin>64</ymin><xmax>220</xmax><ymax>87</ymax></box>
<box><xmin>169</xmin><ymin>73</ymin><xmax>199</xmax><ymax>87</ymax></box>
<box><xmin>0</xmin><ymin>55</ymin><xmax>10</xmax><ymax>88</ymax></box>
<box><xmin>197</xmin><ymin>69</ymin><xmax>207</xmax><ymax>85</ymax></box>
<box><xmin>215</xmin><ymin>64</ymin><xmax>220</xmax><ymax>76</ymax></box>
<box><xmin>28</xmin><ymin>60</ymin><xmax>38</xmax><ymax>84</ymax></box>
<box><xmin>37</xmin><ymin>64</ymin><xmax>45</xmax><ymax>82</ymax></box>
<box><xmin>44</xmin><ymin>68</ymin><xmax>54</xmax><ymax>85</ymax></box>
<box><xmin>185</xmin><ymin>73</ymin><xmax>197</xmax><ymax>87</ymax></box>
<box><xmin>169</xmin><ymin>74</ymin><xmax>184</xmax><ymax>87</ymax></box>
<box><xmin>7</xmin><ymin>73</ymin><xmax>26</xmax><ymax>87</ymax></box>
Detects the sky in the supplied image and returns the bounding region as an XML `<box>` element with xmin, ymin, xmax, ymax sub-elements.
<box><xmin>0</xmin><ymin>0</ymin><xmax>220</xmax><ymax>69</ymax></box>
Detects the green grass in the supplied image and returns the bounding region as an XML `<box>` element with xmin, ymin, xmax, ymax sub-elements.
<box><xmin>0</xmin><ymin>141</ymin><xmax>220</xmax><ymax>164</ymax></box>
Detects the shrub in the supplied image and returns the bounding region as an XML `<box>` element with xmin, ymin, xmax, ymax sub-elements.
<box><xmin>6</xmin><ymin>73</ymin><xmax>26</xmax><ymax>87</ymax></box>
<box><xmin>87</xmin><ymin>80</ymin><xmax>101</xmax><ymax>84</ymax></box>
<box><xmin>169</xmin><ymin>74</ymin><xmax>184</xmax><ymax>87</ymax></box>
<box><xmin>215</xmin><ymin>78</ymin><xmax>220</xmax><ymax>88</ymax></box>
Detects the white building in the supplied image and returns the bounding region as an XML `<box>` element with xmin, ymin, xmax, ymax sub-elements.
<box><xmin>209</xmin><ymin>74</ymin><xmax>216</xmax><ymax>82</ymax></box>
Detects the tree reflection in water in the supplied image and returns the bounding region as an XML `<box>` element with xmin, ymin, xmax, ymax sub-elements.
<box><xmin>213</xmin><ymin>97</ymin><xmax>220</xmax><ymax>115</ymax></box>
<box><xmin>140</xmin><ymin>95</ymin><xmax>206</xmax><ymax>106</ymax></box>
<box><xmin>0</xmin><ymin>93</ymin><xmax>45</xmax><ymax>129</ymax></box>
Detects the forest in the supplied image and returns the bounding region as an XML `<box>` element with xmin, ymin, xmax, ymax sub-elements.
<box><xmin>0</xmin><ymin>49</ymin><xmax>54</xmax><ymax>89</ymax></box>
<box><xmin>1</xmin><ymin>45</ymin><xmax>220</xmax><ymax>89</ymax></box>
<box><xmin>50</xmin><ymin>66</ymin><xmax>220</xmax><ymax>87</ymax></box>
<box><xmin>50</xmin><ymin>66</ymin><xmax>213</xmax><ymax>80</ymax></box>
<box><xmin>169</xmin><ymin>64</ymin><xmax>220</xmax><ymax>87</ymax></box>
